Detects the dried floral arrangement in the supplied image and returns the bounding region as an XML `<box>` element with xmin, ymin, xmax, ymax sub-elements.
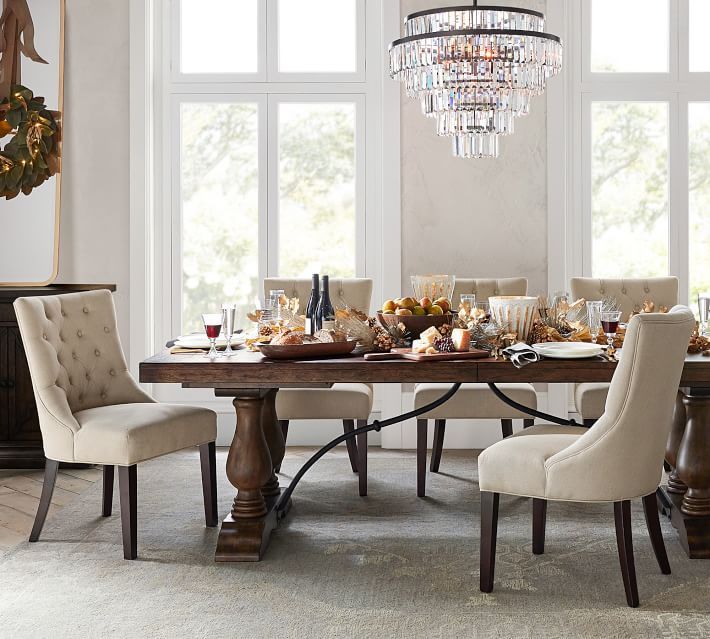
<box><xmin>334</xmin><ymin>307</ymin><xmax>410</xmax><ymax>352</ymax></box>
<box><xmin>527</xmin><ymin>295</ymin><xmax>593</xmax><ymax>344</ymax></box>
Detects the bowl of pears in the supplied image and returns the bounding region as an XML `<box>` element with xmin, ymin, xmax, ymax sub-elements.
<box><xmin>377</xmin><ymin>296</ymin><xmax>453</xmax><ymax>333</ymax></box>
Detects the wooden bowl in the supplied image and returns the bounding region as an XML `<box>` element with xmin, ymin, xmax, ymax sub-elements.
<box><xmin>377</xmin><ymin>311</ymin><xmax>453</xmax><ymax>338</ymax></box>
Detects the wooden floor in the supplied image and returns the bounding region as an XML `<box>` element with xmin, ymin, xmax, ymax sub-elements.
<box><xmin>0</xmin><ymin>465</ymin><xmax>101</xmax><ymax>552</ymax></box>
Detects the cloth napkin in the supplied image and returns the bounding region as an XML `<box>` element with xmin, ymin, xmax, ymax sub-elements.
<box><xmin>502</xmin><ymin>342</ymin><xmax>540</xmax><ymax>369</ymax></box>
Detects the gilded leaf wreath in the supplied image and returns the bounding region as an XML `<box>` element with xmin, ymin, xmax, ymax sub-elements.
<box><xmin>0</xmin><ymin>0</ymin><xmax>60</xmax><ymax>200</ymax></box>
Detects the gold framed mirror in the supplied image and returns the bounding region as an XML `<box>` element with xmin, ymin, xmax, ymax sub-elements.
<box><xmin>0</xmin><ymin>0</ymin><xmax>64</xmax><ymax>286</ymax></box>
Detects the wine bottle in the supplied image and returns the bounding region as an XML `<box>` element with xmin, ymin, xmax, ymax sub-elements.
<box><xmin>305</xmin><ymin>274</ymin><xmax>320</xmax><ymax>336</ymax></box>
<box><xmin>318</xmin><ymin>275</ymin><xmax>336</xmax><ymax>331</ymax></box>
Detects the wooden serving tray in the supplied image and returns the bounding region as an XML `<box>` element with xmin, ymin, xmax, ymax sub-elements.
<box><xmin>258</xmin><ymin>340</ymin><xmax>358</xmax><ymax>360</ymax></box>
<box><xmin>364</xmin><ymin>347</ymin><xmax>489</xmax><ymax>361</ymax></box>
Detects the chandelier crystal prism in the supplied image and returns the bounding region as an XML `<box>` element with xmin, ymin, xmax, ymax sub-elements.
<box><xmin>388</xmin><ymin>2</ymin><xmax>563</xmax><ymax>158</ymax></box>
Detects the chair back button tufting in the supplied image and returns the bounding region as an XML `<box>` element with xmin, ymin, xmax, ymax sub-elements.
<box><xmin>77</xmin><ymin>330</ymin><xmax>83</xmax><ymax>337</ymax></box>
<box><xmin>83</xmin><ymin>307</ymin><xmax>89</xmax><ymax>314</ymax></box>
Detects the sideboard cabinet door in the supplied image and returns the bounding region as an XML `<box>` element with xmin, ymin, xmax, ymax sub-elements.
<box><xmin>7</xmin><ymin>326</ymin><xmax>41</xmax><ymax>442</ymax></box>
<box><xmin>0</xmin><ymin>326</ymin><xmax>7</xmax><ymax>440</ymax></box>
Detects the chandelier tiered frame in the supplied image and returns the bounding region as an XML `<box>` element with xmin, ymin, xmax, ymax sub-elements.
<box><xmin>389</xmin><ymin>3</ymin><xmax>563</xmax><ymax>158</ymax></box>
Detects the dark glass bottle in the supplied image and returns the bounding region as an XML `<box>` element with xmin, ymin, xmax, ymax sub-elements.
<box><xmin>316</xmin><ymin>275</ymin><xmax>335</xmax><ymax>331</ymax></box>
<box><xmin>305</xmin><ymin>274</ymin><xmax>320</xmax><ymax>336</ymax></box>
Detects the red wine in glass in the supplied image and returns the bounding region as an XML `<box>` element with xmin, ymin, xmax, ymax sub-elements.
<box><xmin>601</xmin><ymin>319</ymin><xmax>619</xmax><ymax>334</ymax></box>
<box><xmin>204</xmin><ymin>324</ymin><xmax>221</xmax><ymax>339</ymax></box>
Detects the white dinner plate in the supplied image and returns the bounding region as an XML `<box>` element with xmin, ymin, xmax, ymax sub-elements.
<box><xmin>174</xmin><ymin>333</ymin><xmax>246</xmax><ymax>349</ymax></box>
<box><xmin>531</xmin><ymin>342</ymin><xmax>604</xmax><ymax>359</ymax></box>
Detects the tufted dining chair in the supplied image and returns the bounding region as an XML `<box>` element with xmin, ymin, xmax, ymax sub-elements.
<box><xmin>413</xmin><ymin>278</ymin><xmax>537</xmax><ymax>497</ymax></box>
<box><xmin>478</xmin><ymin>306</ymin><xmax>695</xmax><ymax>607</ymax></box>
<box><xmin>14</xmin><ymin>290</ymin><xmax>218</xmax><ymax>559</ymax></box>
<box><xmin>263</xmin><ymin>278</ymin><xmax>374</xmax><ymax>496</ymax></box>
<box><xmin>570</xmin><ymin>277</ymin><xmax>679</xmax><ymax>425</ymax></box>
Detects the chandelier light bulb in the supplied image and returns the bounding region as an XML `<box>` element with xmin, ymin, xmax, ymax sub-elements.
<box><xmin>388</xmin><ymin>2</ymin><xmax>563</xmax><ymax>158</ymax></box>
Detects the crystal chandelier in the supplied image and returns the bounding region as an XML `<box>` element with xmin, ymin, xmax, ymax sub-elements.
<box><xmin>389</xmin><ymin>1</ymin><xmax>563</xmax><ymax>158</ymax></box>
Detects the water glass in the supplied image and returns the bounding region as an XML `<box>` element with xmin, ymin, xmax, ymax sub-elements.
<box><xmin>699</xmin><ymin>293</ymin><xmax>710</xmax><ymax>335</ymax></box>
<box><xmin>269</xmin><ymin>289</ymin><xmax>286</xmax><ymax>323</ymax></box>
<box><xmin>476</xmin><ymin>301</ymin><xmax>491</xmax><ymax>322</ymax></box>
<box><xmin>460</xmin><ymin>294</ymin><xmax>476</xmax><ymax>313</ymax></box>
<box><xmin>201</xmin><ymin>312</ymin><xmax>224</xmax><ymax>359</ymax></box>
<box><xmin>221</xmin><ymin>303</ymin><xmax>236</xmax><ymax>357</ymax></box>
<box><xmin>586</xmin><ymin>300</ymin><xmax>603</xmax><ymax>343</ymax></box>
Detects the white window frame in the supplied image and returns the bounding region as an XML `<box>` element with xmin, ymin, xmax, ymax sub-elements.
<box><xmin>549</xmin><ymin>0</ymin><xmax>710</xmax><ymax>311</ymax></box>
<box><xmin>129</xmin><ymin>0</ymin><xmax>401</xmax><ymax>442</ymax></box>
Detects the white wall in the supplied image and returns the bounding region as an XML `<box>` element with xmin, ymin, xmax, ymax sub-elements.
<box><xmin>55</xmin><ymin>0</ymin><xmax>131</xmax><ymax>352</ymax></box>
<box><xmin>400</xmin><ymin>0</ymin><xmax>548</xmax><ymax>296</ymax></box>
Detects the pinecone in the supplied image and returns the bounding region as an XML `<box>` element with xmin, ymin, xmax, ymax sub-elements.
<box><xmin>434</xmin><ymin>336</ymin><xmax>455</xmax><ymax>353</ymax></box>
<box><xmin>437</xmin><ymin>323</ymin><xmax>452</xmax><ymax>337</ymax></box>
<box><xmin>372</xmin><ymin>327</ymin><xmax>394</xmax><ymax>352</ymax></box>
<box><xmin>367</xmin><ymin>316</ymin><xmax>378</xmax><ymax>329</ymax></box>
<box><xmin>258</xmin><ymin>324</ymin><xmax>273</xmax><ymax>337</ymax></box>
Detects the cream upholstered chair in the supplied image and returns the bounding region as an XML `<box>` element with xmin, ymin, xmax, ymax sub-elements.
<box><xmin>263</xmin><ymin>278</ymin><xmax>373</xmax><ymax>496</ymax></box>
<box><xmin>413</xmin><ymin>278</ymin><xmax>537</xmax><ymax>497</ymax></box>
<box><xmin>14</xmin><ymin>290</ymin><xmax>217</xmax><ymax>559</ymax></box>
<box><xmin>478</xmin><ymin>306</ymin><xmax>694</xmax><ymax>607</ymax></box>
<box><xmin>570</xmin><ymin>277</ymin><xmax>679</xmax><ymax>425</ymax></box>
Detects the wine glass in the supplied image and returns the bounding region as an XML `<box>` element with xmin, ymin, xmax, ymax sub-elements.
<box><xmin>586</xmin><ymin>300</ymin><xmax>603</xmax><ymax>343</ymax></box>
<box><xmin>698</xmin><ymin>293</ymin><xmax>710</xmax><ymax>336</ymax></box>
<box><xmin>201</xmin><ymin>312</ymin><xmax>224</xmax><ymax>359</ymax></box>
<box><xmin>221</xmin><ymin>303</ymin><xmax>237</xmax><ymax>357</ymax></box>
<box><xmin>601</xmin><ymin>310</ymin><xmax>622</xmax><ymax>350</ymax></box>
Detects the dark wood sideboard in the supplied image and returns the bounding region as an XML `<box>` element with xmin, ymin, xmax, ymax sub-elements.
<box><xmin>0</xmin><ymin>284</ymin><xmax>116</xmax><ymax>468</ymax></box>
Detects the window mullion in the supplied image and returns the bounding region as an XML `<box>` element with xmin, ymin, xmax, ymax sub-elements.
<box><xmin>266</xmin><ymin>95</ymin><xmax>280</xmax><ymax>279</ymax></box>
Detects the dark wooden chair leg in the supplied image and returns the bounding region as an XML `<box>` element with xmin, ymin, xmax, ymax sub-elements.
<box><xmin>102</xmin><ymin>465</ymin><xmax>114</xmax><ymax>517</ymax></box>
<box><xmin>430</xmin><ymin>419</ymin><xmax>446</xmax><ymax>472</ymax></box>
<box><xmin>583</xmin><ymin>418</ymin><xmax>596</xmax><ymax>428</ymax></box>
<box><xmin>501</xmin><ymin>419</ymin><xmax>513</xmax><ymax>438</ymax></box>
<box><xmin>614</xmin><ymin>500</ymin><xmax>639</xmax><ymax>608</ymax></box>
<box><xmin>275</xmin><ymin>420</ymin><xmax>289</xmax><ymax>473</ymax></box>
<box><xmin>342</xmin><ymin>419</ymin><xmax>359</xmax><ymax>473</ymax></box>
<box><xmin>642</xmin><ymin>492</ymin><xmax>671</xmax><ymax>575</ymax></box>
<box><xmin>199</xmin><ymin>442</ymin><xmax>218</xmax><ymax>527</ymax></box>
<box><xmin>480</xmin><ymin>491</ymin><xmax>500</xmax><ymax>593</ymax></box>
<box><xmin>417</xmin><ymin>419</ymin><xmax>427</xmax><ymax>497</ymax></box>
<box><xmin>532</xmin><ymin>498</ymin><xmax>547</xmax><ymax>555</ymax></box>
<box><xmin>119</xmin><ymin>465</ymin><xmax>138</xmax><ymax>560</ymax></box>
<box><xmin>523</xmin><ymin>419</ymin><xmax>535</xmax><ymax>429</ymax></box>
<box><xmin>29</xmin><ymin>459</ymin><xmax>59</xmax><ymax>542</ymax></box>
<box><xmin>356</xmin><ymin>420</ymin><xmax>367</xmax><ymax>496</ymax></box>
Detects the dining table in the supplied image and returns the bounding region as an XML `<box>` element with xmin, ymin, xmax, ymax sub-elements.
<box><xmin>139</xmin><ymin>350</ymin><xmax>710</xmax><ymax>562</ymax></box>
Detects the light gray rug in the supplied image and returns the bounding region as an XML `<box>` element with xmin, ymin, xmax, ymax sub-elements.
<box><xmin>1</xmin><ymin>449</ymin><xmax>709</xmax><ymax>639</ymax></box>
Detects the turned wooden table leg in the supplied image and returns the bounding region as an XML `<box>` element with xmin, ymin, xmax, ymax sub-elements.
<box><xmin>666</xmin><ymin>391</ymin><xmax>688</xmax><ymax>494</ymax></box>
<box><xmin>261</xmin><ymin>389</ymin><xmax>284</xmax><ymax>498</ymax></box>
<box><xmin>678</xmin><ymin>394</ymin><xmax>710</xmax><ymax>517</ymax></box>
<box><xmin>215</xmin><ymin>392</ymin><xmax>276</xmax><ymax>562</ymax></box>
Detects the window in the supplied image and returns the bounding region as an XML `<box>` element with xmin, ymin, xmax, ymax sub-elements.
<box><xmin>167</xmin><ymin>0</ymin><xmax>369</xmax><ymax>334</ymax></box>
<box><xmin>571</xmin><ymin>1</ymin><xmax>710</xmax><ymax>311</ymax></box>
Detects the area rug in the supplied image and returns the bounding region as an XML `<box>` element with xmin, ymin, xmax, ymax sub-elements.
<box><xmin>0</xmin><ymin>449</ymin><xmax>708</xmax><ymax>639</ymax></box>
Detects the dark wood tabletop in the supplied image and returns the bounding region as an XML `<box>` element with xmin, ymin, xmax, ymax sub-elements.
<box><xmin>139</xmin><ymin>350</ymin><xmax>710</xmax><ymax>387</ymax></box>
